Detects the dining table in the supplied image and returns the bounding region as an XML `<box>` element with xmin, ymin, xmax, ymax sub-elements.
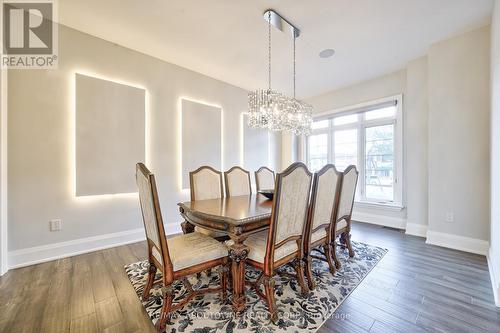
<box><xmin>178</xmin><ymin>193</ymin><xmax>273</xmax><ymax>313</ymax></box>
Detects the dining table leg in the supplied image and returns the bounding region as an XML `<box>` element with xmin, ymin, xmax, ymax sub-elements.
<box><xmin>228</xmin><ymin>242</ymin><xmax>249</xmax><ymax>314</ymax></box>
<box><xmin>181</xmin><ymin>220</ymin><xmax>195</xmax><ymax>234</ymax></box>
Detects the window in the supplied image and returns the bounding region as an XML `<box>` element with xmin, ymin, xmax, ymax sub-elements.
<box><xmin>305</xmin><ymin>96</ymin><xmax>403</xmax><ymax>206</ymax></box>
<box><xmin>334</xmin><ymin>129</ymin><xmax>358</xmax><ymax>171</ymax></box>
<box><xmin>307</xmin><ymin>133</ymin><xmax>328</xmax><ymax>172</ymax></box>
<box><xmin>365</xmin><ymin>124</ymin><xmax>394</xmax><ymax>201</ymax></box>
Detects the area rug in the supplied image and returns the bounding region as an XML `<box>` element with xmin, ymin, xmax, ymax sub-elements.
<box><xmin>125</xmin><ymin>241</ymin><xmax>387</xmax><ymax>333</ymax></box>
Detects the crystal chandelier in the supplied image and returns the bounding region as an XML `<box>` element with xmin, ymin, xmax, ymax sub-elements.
<box><xmin>248</xmin><ymin>10</ymin><xmax>313</xmax><ymax>136</ymax></box>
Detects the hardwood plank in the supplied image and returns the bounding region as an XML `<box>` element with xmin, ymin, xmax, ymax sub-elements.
<box><xmin>70</xmin><ymin>313</ymin><xmax>98</xmax><ymax>333</ymax></box>
<box><xmin>40</xmin><ymin>258</ymin><xmax>73</xmax><ymax>333</ymax></box>
<box><xmin>369</xmin><ymin>321</ymin><xmax>405</xmax><ymax>333</ymax></box>
<box><xmin>95</xmin><ymin>297</ymin><xmax>123</xmax><ymax>330</ymax></box>
<box><xmin>8</xmin><ymin>261</ymin><xmax>55</xmax><ymax>333</ymax></box>
<box><xmin>320</xmin><ymin>309</ymin><xmax>370</xmax><ymax>333</ymax></box>
<box><xmin>326</xmin><ymin>304</ymin><xmax>375</xmax><ymax>331</ymax></box>
<box><xmin>338</xmin><ymin>297</ymin><xmax>428</xmax><ymax>333</ymax></box>
<box><xmin>351</xmin><ymin>291</ymin><xmax>419</xmax><ymax>324</ymax></box>
<box><xmin>70</xmin><ymin>254</ymin><xmax>96</xmax><ymax>320</ymax></box>
<box><xmin>128</xmin><ymin>241</ymin><xmax>147</xmax><ymax>260</ymax></box>
<box><xmin>88</xmin><ymin>252</ymin><xmax>116</xmax><ymax>303</ymax></box>
<box><xmin>102</xmin><ymin>322</ymin><xmax>126</xmax><ymax>333</ymax></box>
<box><xmin>101</xmin><ymin>247</ymin><xmax>156</xmax><ymax>333</ymax></box>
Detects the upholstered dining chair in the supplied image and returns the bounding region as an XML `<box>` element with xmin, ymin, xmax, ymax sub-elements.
<box><xmin>255</xmin><ymin>166</ymin><xmax>275</xmax><ymax>192</ymax></box>
<box><xmin>224</xmin><ymin>166</ymin><xmax>251</xmax><ymax>197</ymax></box>
<box><xmin>236</xmin><ymin>162</ymin><xmax>312</xmax><ymax>323</ymax></box>
<box><xmin>303</xmin><ymin>164</ymin><xmax>342</xmax><ymax>290</ymax></box>
<box><xmin>183</xmin><ymin>166</ymin><xmax>227</xmax><ymax>239</ymax></box>
<box><xmin>332</xmin><ymin>165</ymin><xmax>359</xmax><ymax>268</ymax></box>
<box><xmin>136</xmin><ymin>163</ymin><xmax>229</xmax><ymax>332</ymax></box>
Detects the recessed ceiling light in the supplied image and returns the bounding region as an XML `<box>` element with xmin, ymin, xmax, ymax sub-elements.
<box><xmin>319</xmin><ymin>49</ymin><xmax>335</xmax><ymax>58</ymax></box>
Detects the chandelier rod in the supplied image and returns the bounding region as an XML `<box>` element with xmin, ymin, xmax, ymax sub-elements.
<box><xmin>268</xmin><ymin>10</ymin><xmax>271</xmax><ymax>91</ymax></box>
<box><xmin>293</xmin><ymin>33</ymin><xmax>296</xmax><ymax>99</ymax></box>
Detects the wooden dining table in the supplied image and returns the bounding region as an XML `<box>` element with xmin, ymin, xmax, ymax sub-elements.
<box><xmin>178</xmin><ymin>193</ymin><xmax>273</xmax><ymax>313</ymax></box>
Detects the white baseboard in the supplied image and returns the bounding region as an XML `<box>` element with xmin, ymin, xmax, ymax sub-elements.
<box><xmin>425</xmin><ymin>230</ymin><xmax>489</xmax><ymax>256</ymax></box>
<box><xmin>405</xmin><ymin>222</ymin><xmax>428</xmax><ymax>238</ymax></box>
<box><xmin>352</xmin><ymin>212</ymin><xmax>406</xmax><ymax>230</ymax></box>
<box><xmin>8</xmin><ymin>223</ymin><xmax>182</xmax><ymax>270</ymax></box>
<box><xmin>487</xmin><ymin>247</ymin><xmax>500</xmax><ymax>307</ymax></box>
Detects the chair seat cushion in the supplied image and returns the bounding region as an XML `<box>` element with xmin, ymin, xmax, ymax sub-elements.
<box><xmin>167</xmin><ymin>232</ymin><xmax>227</xmax><ymax>271</ymax></box>
<box><xmin>311</xmin><ymin>228</ymin><xmax>327</xmax><ymax>244</ymax></box>
<box><xmin>336</xmin><ymin>220</ymin><xmax>347</xmax><ymax>231</ymax></box>
<box><xmin>195</xmin><ymin>226</ymin><xmax>227</xmax><ymax>238</ymax></box>
<box><xmin>229</xmin><ymin>230</ymin><xmax>298</xmax><ymax>264</ymax></box>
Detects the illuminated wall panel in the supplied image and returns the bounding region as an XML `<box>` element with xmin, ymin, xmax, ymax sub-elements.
<box><xmin>181</xmin><ymin>99</ymin><xmax>222</xmax><ymax>189</ymax></box>
<box><xmin>242</xmin><ymin>114</ymin><xmax>270</xmax><ymax>183</ymax></box>
<box><xmin>75</xmin><ymin>73</ymin><xmax>145</xmax><ymax>196</ymax></box>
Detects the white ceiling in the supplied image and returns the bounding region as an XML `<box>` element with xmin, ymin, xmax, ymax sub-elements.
<box><xmin>59</xmin><ymin>0</ymin><xmax>494</xmax><ymax>99</ymax></box>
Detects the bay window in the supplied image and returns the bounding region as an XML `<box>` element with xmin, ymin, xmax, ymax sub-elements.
<box><xmin>305</xmin><ymin>96</ymin><xmax>403</xmax><ymax>207</ymax></box>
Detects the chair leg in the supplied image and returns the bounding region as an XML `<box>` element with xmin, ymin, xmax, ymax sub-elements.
<box><xmin>142</xmin><ymin>263</ymin><xmax>157</xmax><ymax>301</ymax></box>
<box><xmin>304</xmin><ymin>254</ymin><xmax>316</xmax><ymax>290</ymax></box>
<box><xmin>324</xmin><ymin>244</ymin><xmax>337</xmax><ymax>275</ymax></box>
<box><xmin>332</xmin><ymin>240</ymin><xmax>341</xmax><ymax>269</ymax></box>
<box><xmin>344</xmin><ymin>232</ymin><xmax>355</xmax><ymax>258</ymax></box>
<box><xmin>155</xmin><ymin>285</ymin><xmax>174</xmax><ymax>332</ymax></box>
<box><xmin>262</xmin><ymin>276</ymin><xmax>278</xmax><ymax>324</ymax></box>
<box><xmin>293</xmin><ymin>259</ymin><xmax>309</xmax><ymax>296</ymax></box>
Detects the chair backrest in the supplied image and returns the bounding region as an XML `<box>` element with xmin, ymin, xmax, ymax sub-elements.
<box><xmin>264</xmin><ymin>162</ymin><xmax>312</xmax><ymax>272</ymax></box>
<box><xmin>136</xmin><ymin>163</ymin><xmax>174</xmax><ymax>281</ymax></box>
<box><xmin>336</xmin><ymin>165</ymin><xmax>359</xmax><ymax>223</ymax></box>
<box><xmin>224</xmin><ymin>166</ymin><xmax>251</xmax><ymax>197</ymax></box>
<box><xmin>307</xmin><ymin>164</ymin><xmax>342</xmax><ymax>236</ymax></box>
<box><xmin>255</xmin><ymin>166</ymin><xmax>275</xmax><ymax>192</ymax></box>
<box><xmin>189</xmin><ymin>166</ymin><xmax>224</xmax><ymax>201</ymax></box>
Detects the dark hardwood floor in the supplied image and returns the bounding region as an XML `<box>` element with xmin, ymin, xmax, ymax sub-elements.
<box><xmin>0</xmin><ymin>222</ymin><xmax>499</xmax><ymax>333</ymax></box>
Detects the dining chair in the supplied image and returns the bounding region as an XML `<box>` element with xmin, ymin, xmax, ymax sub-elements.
<box><xmin>224</xmin><ymin>166</ymin><xmax>251</xmax><ymax>197</ymax></box>
<box><xmin>136</xmin><ymin>163</ymin><xmax>229</xmax><ymax>332</ymax></box>
<box><xmin>333</xmin><ymin>165</ymin><xmax>359</xmax><ymax>268</ymax></box>
<box><xmin>303</xmin><ymin>164</ymin><xmax>342</xmax><ymax>290</ymax></box>
<box><xmin>183</xmin><ymin>166</ymin><xmax>227</xmax><ymax>239</ymax></box>
<box><xmin>237</xmin><ymin>162</ymin><xmax>312</xmax><ymax>323</ymax></box>
<box><xmin>255</xmin><ymin>166</ymin><xmax>275</xmax><ymax>192</ymax></box>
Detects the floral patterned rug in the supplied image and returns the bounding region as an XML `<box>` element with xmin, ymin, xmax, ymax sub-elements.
<box><xmin>125</xmin><ymin>241</ymin><xmax>387</xmax><ymax>333</ymax></box>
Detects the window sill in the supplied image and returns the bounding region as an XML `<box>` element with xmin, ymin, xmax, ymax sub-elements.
<box><xmin>354</xmin><ymin>201</ymin><xmax>405</xmax><ymax>212</ymax></box>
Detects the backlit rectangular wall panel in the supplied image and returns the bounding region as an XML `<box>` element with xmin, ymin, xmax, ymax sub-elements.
<box><xmin>75</xmin><ymin>74</ymin><xmax>145</xmax><ymax>196</ymax></box>
<box><xmin>242</xmin><ymin>114</ymin><xmax>270</xmax><ymax>183</ymax></box>
<box><xmin>181</xmin><ymin>99</ymin><xmax>222</xmax><ymax>189</ymax></box>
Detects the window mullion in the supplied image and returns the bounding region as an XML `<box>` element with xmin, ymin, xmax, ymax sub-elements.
<box><xmin>359</xmin><ymin>122</ymin><xmax>365</xmax><ymax>201</ymax></box>
<box><xmin>330</xmin><ymin>121</ymin><xmax>335</xmax><ymax>165</ymax></box>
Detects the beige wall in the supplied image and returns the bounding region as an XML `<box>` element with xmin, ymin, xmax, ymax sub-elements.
<box><xmin>307</xmin><ymin>70</ymin><xmax>407</xmax><ymax>114</ymax></box>
<box><xmin>6</xmin><ymin>24</ymin><xmax>270</xmax><ymax>254</ymax></box>
<box><xmin>405</xmin><ymin>57</ymin><xmax>429</xmax><ymax>229</ymax></box>
<box><xmin>490</xmin><ymin>0</ymin><xmax>500</xmax><ymax>306</ymax></box>
<box><xmin>427</xmin><ymin>26</ymin><xmax>490</xmax><ymax>241</ymax></box>
<box><xmin>0</xmin><ymin>66</ymin><xmax>7</xmax><ymax>275</ymax></box>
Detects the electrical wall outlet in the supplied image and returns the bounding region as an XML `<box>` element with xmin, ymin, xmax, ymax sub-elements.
<box><xmin>445</xmin><ymin>212</ymin><xmax>454</xmax><ymax>223</ymax></box>
<box><xmin>50</xmin><ymin>219</ymin><xmax>62</xmax><ymax>231</ymax></box>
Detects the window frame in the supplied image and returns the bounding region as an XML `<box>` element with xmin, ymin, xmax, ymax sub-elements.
<box><xmin>304</xmin><ymin>95</ymin><xmax>404</xmax><ymax>208</ymax></box>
